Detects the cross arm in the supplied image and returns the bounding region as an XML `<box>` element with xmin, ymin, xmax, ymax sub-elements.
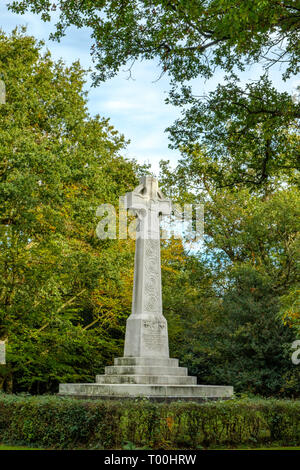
<box><xmin>124</xmin><ymin>185</ymin><xmax>147</xmax><ymax>211</ymax></box>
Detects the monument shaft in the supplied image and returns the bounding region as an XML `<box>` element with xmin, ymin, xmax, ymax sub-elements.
<box><xmin>124</xmin><ymin>176</ymin><xmax>171</xmax><ymax>357</ymax></box>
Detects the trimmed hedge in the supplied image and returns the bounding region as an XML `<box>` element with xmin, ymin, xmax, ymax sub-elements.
<box><xmin>0</xmin><ymin>394</ymin><xmax>299</xmax><ymax>449</ymax></box>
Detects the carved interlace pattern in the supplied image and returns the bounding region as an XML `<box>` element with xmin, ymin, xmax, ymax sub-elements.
<box><xmin>144</xmin><ymin>240</ymin><xmax>160</xmax><ymax>312</ymax></box>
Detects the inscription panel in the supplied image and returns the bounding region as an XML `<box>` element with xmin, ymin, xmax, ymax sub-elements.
<box><xmin>143</xmin><ymin>332</ymin><xmax>166</xmax><ymax>349</ymax></box>
<box><xmin>142</xmin><ymin>320</ymin><xmax>167</xmax><ymax>352</ymax></box>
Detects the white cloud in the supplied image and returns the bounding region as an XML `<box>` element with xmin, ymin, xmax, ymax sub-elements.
<box><xmin>133</xmin><ymin>134</ymin><xmax>165</xmax><ymax>151</ymax></box>
<box><xmin>102</xmin><ymin>100</ymin><xmax>140</xmax><ymax>111</ymax></box>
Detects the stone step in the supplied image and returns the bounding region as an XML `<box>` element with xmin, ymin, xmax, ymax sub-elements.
<box><xmin>114</xmin><ymin>357</ymin><xmax>179</xmax><ymax>367</ymax></box>
<box><xmin>59</xmin><ymin>383</ymin><xmax>234</xmax><ymax>398</ymax></box>
<box><xmin>96</xmin><ymin>374</ymin><xmax>197</xmax><ymax>385</ymax></box>
<box><xmin>105</xmin><ymin>365</ymin><xmax>188</xmax><ymax>376</ymax></box>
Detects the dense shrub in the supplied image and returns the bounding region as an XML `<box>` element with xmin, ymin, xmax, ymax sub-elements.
<box><xmin>0</xmin><ymin>394</ymin><xmax>299</xmax><ymax>449</ymax></box>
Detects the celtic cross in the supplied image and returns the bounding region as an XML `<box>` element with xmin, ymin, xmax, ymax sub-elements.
<box><xmin>123</xmin><ymin>176</ymin><xmax>172</xmax><ymax>357</ymax></box>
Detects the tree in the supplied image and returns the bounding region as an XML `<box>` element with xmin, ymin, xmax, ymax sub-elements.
<box><xmin>9</xmin><ymin>1</ymin><xmax>300</xmax><ymax>80</ymax></box>
<box><xmin>205</xmin><ymin>266</ymin><xmax>299</xmax><ymax>397</ymax></box>
<box><xmin>0</xmin><ymin>29</ymin><xmax>142</xmax><ymax>393</ymax></box>
<box><xmin>167</xmin><ymin>75</ymin><xmax>299</xmax><ymax>189</ymax></box>
<box><xmin>159</xmin><ymin>163</ymin><xmax>300</xmax><ymax>396</ymax></box>
<box><xmin>160</xmin><ymin>237</ymin><xmax>218</xmax><ymax>358</ymax></box>
<box><xmin>279</xmin><ymin>287</ymin><xmax>300</xmax><ymax>335</ymax></box>
<box><xmin>8</xmin><ymin>0</ymin><xmax>300</xmax><ymax>185</ymax></box>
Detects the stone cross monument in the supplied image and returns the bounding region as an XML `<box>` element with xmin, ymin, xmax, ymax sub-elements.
<box><xmin>59</xmin><ymin>176</ymin><xmax>233</xmax><ymax>400</ymax></box>
<box><xmin>124</xmin><ymin>176</ymin><xmax>171</xmax><ymax>358</ymax></box>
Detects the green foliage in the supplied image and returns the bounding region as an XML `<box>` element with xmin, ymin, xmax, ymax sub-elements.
<box><xmin>279</xmin><ymin>288</ymin><xmax>300</xmax><ymax>335</ymax></box>
<box><xmin>0</xmin><ymin>22</ymin><xmax>298</xmax><ymax>401</ymax></box>
<box><xmin>167</xmin><ymin>75</ymin><xmax>299</xmax><ymax>189</ymax></box>
<box><xmin>159</xmin><ymin>171</ymin><xmax>300</xmax><ymax>396</ymax></box>
<box><xmin>9</xmin><ymin>1</ymin><xmax>300</xmax><ymax>80</ymax></box>
<box><xmin>206</xmin><ymin>266</ymin><xmax>299</xmax><ymax>396</ymax></box>
<box><xmin>0</xmin><ymin>29</ymin><xmax>141</xmax><ymax>393</ymax></box>
<box><xmin>0</xmin><ymin>394</ymin><xmax>299</xmax><ymax>449</ymax></box>
<box><xmin>8</xmin><ymin>1</ymin><xmax>300</xmax><ymax>186</ymax></box>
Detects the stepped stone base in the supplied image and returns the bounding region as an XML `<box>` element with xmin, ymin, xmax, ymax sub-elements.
<box><xmin>59</xmin><ymin>357</ymin><xmax>233</xmax><ymax>401</ymax></box>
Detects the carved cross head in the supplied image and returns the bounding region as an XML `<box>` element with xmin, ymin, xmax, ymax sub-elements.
<box><xmin>124</xmin><ymin>176</ymin><xmax>172</xmax><ymax>239</ymax></box>
<box><xmin>125</xmin><ymin>176</ymin><xmax>171</xmax><ymax>216</ymax></box>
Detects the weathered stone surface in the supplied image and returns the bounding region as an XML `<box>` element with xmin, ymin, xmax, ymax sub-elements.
<box><xmin>105</xmin><ymin>365</ymin><xmax>188</xmax><ymax>376</ymax></box>
<box><xmin>96</xmin><ymin>375</ymin><xmax>197</xmax><ymax>385</ymax></box>
<box><xmin>0</xmin><ymin>341</ymin><xmax>5</xmax><ymax>364</ymax></box>
<box><xmin>113</xmin><ymin>356</ymin><xmax>179</xmax><ymax>367</ymax></box>
<box><xmin>59</xmin><ymin>383</ymin><xmax>233</xmax><ymax>398</ymax></box>
<box><xmin>124</xmin><ymin>314</ymin><xmax>169</xmax><ymax>358</ymax></box>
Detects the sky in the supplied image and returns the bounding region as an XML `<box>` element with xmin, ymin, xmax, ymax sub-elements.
<box><xmin>1</xmin><ymin>2</ymin><xmax>299</xmax><ymax>176</ymax></box>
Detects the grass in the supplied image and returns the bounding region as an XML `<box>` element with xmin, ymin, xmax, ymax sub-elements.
<box><xmin>231</xmin><ymin>447</ymin><xmax>300</xmax><ymax>450</ymax></box>
<box><xmin>0</xmin><ymin>444</ymin><xmax>299</xmax><ymax>451</ymax></box>
<box><xmin>0</xmin><ymin>445</ymin><xmax>42</xmax><ymax>450</ymax></box>
<box><xmin>237</xmin><ymin>447</ymin><xmax>300</xmax><ymax>450</ymax></box>
<box><xmin>207</xmin><ymin>445</ymin><xmax>300</xmax><ymax>451</ymax></box>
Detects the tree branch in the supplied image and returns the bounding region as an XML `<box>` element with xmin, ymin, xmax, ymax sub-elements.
<box><xmin>36</xmin><ymin>288</ymin><xmax>87</xmax><ymax>333</ymax></box>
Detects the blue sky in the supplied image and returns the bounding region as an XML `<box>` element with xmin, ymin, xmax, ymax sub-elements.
<box><xmin>1</xmin><ymin>3</ymin><xmax>299</xmax><ymax>176</ymax></box>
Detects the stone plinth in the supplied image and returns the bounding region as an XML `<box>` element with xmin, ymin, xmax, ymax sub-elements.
<box><xmin>59</xmin><ymin>356</ymin><xmax>233</xmax><ymax>400</ymax></box>
<box><xmin>124</xmin><ymin>313</ymin><xmax>169</xmax><ymax>358</ymax></box>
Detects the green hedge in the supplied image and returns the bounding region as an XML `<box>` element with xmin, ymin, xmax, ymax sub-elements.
<box><xmin>0</xmin><ymin>394</ymin><xmax>299</xmax><ymax>449</ymax></box>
